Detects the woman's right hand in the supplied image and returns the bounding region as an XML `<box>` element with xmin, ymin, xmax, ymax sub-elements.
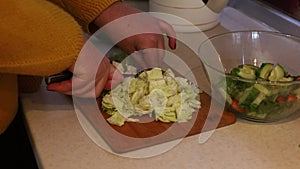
<box><xmin>47</xmin><ymin>56</ymin><xmax>124</xmax><ymax>98</ymax></box>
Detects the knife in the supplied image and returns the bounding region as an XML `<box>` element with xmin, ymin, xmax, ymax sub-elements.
<box><xmin>45</xmin><ymin>70</ymin><xmax>73</xmax><ymax>84</ymax></box>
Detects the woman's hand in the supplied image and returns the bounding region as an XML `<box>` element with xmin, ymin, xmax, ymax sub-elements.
<box><xmin>47</xmin><ymin>35</ymin><xmax>124</xmax><ymax>98</ymax></box>
<box><xmin>94</xmin><ymin>1</ymin><xmax>177</xmax><ymax>68</ymax></box>
<box><xmin>47</xmin><ymin>1</ymin><xmax>177</xmax><ymax>98</ymax></box>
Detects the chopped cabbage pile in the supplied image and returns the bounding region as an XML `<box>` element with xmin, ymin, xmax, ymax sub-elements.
<box><xmin>102</xmin><ymin>68</ymin><xmax>202</xmax><ymax>126</ymax></box>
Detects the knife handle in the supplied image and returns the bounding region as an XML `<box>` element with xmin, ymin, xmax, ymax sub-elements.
<box><xmin>45</xmin><ymin>70</ymin><xmax>73</xmax><ymax>84</ymax></box>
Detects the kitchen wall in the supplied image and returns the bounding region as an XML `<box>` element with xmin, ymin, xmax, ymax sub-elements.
<box><xmin>259</xmin><ymin>0</ymin><xmax>300</xmax><ymax>20</ymax></box>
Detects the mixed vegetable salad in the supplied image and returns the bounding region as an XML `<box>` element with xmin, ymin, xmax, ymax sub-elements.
<box><xmin>102</xmin><ymin>68</ymin><xmax>201</xmax><ymax>126</ymax></box>
<box><xmin>218</xmin><ymin>63</ymin><xmax>300</xmax><ymax>121</ymax></box>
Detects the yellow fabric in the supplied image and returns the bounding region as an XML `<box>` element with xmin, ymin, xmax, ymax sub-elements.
<box><xmin>0</xmin><ymin>74</ymin><xmax>18</xmax><ymax>134</ymax></box>
<box><xmin>48</xmin><ymin>0</ymin><xmax>120</xmax><ymax>33</ymax></box>
<box><xmin>0</xmin><ymin>0</ymin><xmax>118</xmax><ymax>133</ymax></box>
<box><xmin>0</xmin><ymin>0</ymin><xmax>119</xmax><ymax>76</ymax></box>
<box><xmin>0</xmin><ymin>0</ymin><xmax>83</xmax><ymax>76</ymax></box>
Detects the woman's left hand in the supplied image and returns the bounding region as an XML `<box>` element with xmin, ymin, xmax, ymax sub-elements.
<box><xmin>94</xmin><ymin>1</ymin><xmax>177</xmax><ymax>68</ymax></box>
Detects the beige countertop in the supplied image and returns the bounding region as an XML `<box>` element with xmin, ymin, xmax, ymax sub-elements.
<box><xmin>20</xmin><ymin>5</ymin><xmax>300</xmax><ymax>169</ymax></box>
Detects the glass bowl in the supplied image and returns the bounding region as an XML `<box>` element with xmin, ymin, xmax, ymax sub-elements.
<box><xmin>198</xmin><ymin>31</ymin><xmax>300</xmax><ymax>122</ymax></box>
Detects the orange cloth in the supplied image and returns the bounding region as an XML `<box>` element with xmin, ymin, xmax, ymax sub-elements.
<box><xmin>0</xmin><ymin>0</ymin><xmax>119</xmax><ymax>133</ymax></box>
<box><xmin>0</xmin><ymin>74</ymin><xmax>18</xmax><ymax>134</ymax></box>
<box><xmin>49</xmin><ymin>0</ymin><xmax>120</xmax><ymax>33</ymax></box>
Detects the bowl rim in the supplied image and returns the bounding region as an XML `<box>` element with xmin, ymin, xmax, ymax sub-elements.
<box><xmin>198</xmin><ymin>30</ymin><xmax>300</xmax><ymax>85</ymax></box>
<box><xmin>201</xmin><ymin>30</ymin><xmax>300</xmax><ymax>42</ymax></box>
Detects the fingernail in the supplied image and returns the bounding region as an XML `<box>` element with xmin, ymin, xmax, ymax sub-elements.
<box><xmin>173</xmin><ymin>42</ymin><xmax>176</xmax><ymax>49</ymax></box>
<box><xmin>170</xmin><ymin>41</ymin><xmax>176</xmax><ymax>49</ymax></box>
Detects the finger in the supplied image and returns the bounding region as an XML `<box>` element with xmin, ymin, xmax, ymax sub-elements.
<box><xmin>47</xmin><ymin>77</ymin><xmax>95</xmax><ymax>97</ymax></box>
<box><xmin>94</xmin><ymin>77</ymin><xmax>109</xmax><ymax>97</ymax></box>
<box><xmin>73</xmin><ymin>76</ymin><xmax>99</xmax><ymax>98</ymax></box>
<box><xmin>159</xmin><ymin>20</ymin><xmax>177</xmax><ymax>49</ymax></box>
<box><xmin>156</xmin><ymin>39</ymin><xmax>166</xmax><ymax>66</ymax></box>
<box><xmin>53</xmin><ymin>77</ymin><xmax>99</xmax><ymax>98</ymax></box>
<box><xmin>131</xmin><ymin>51</ymin><xmax>147</xmax><ymax>69</ymax></box>
<box><xmin>105</xmin><ymin>65</ymin><xmax>124</xmax><ymax>90</ymax></box>
<box><xmin>142</xmin><ymin>48</ymin><xmax>160</xmax><ymax>68</ymax></box>
<box><xmin>47</xmin><ymin>79</ymin><xmax>73</xmax><ymax>95</ymax></box>
<box><xmin>105</xmin><ymin>77</ymin><xmax>122</xmax><ymax>90</ymax></box>
<box><xmin>46</xmin><ymin>66</ymin><xmax>95</xmax><ymax>97</ymax></box>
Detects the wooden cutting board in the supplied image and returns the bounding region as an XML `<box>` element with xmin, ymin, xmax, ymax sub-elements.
<box><xmin>75</xmin><ymin>92</ymin><xmax>236</xmax><ymax>153</ymax></box>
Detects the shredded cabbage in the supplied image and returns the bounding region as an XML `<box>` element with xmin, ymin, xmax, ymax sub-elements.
<box><xmin>102</xmin><ymin>68</ymin><xmax>202</xmax><ymax>126</ymax></box>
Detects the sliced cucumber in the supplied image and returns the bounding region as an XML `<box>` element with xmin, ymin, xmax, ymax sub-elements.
<box><xmin>257</xmin><ymin>63</ymin><xmax>274</xmax><ymax>80</ymax></box>
<box><xmin>250</xmin><ymin>92</ymin><xmax>266</xmax><ymax>108</ymax></box>
<box><xmin>246</xmin><ymin>111</ymin><xmax>267</xmax><ymax>119</ymax></box>
<box><xmin>279</xmin><ymin>76</ymin><xmax>294</xmax><ymax>82</ymax></box>
<box><xmin>242</xmin><ymin>64</ymin><xmax>259</xmax><ymax>71</ymax></box>
<box><xmin>246</xmin><ymin>111</ymin><xmax>257</xmax><ymax>117</ymax></box>
<box><xmin>231</xmin><ymin>64</ymin><xmax>257</xmax><ymax>80</ymax></box>
<box><xmin>268</xmin><ymin>64</ymin><xmax>285</xmax><ymax>81</ymax></box>
<box><xmin>238</xmin><ymin>87</ymin><xmax>260</xmax><ymax>107</ymax></box>
<box><xmin>254</xmin><ymin>112</ymin><xmax>268</xmax><ymax>119</ymax></box>
<box><xmin>254</xmin><ymin>83</ymin><xmax>270</xmax><ymax>95</ymax></box>
<box><xmin>229</xmin><ymin>67</ymin><xmax>240</xmax><ymax>77</ymax></box>
<box><xmin>238</xmin><ymin>68</ymin><xmax>256</xmax><ymax>80</ymax></box>
<box><xmin>246</xmin><ymin>110</ymin><xmax>267</xmax><ymax>119</ymax></box>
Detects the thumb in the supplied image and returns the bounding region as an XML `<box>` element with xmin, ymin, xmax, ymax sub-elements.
<box><xmin>105</xmin><ymin>64</ymin><xmax>124</xmax><ymax>90</ymax></box>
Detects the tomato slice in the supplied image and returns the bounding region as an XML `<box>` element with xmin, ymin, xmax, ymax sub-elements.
<box><xmin>295</xmin><ymin>76</ymin><xmax>300</xmax><ymax>81</ymax></box>
<box><xmin>276</xmin><ymin>96</ymin><xmax>286</xmax><ymax>102</ymax></box>
<box><xmin>286</xmin><ymin>95</ymin><xmax>297</xmax><ymax>102</ymax></box>
<box><xmin>231</xmin><ymin>100</ymin><xmax>246</xmax><ymax>113</ymax></box>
